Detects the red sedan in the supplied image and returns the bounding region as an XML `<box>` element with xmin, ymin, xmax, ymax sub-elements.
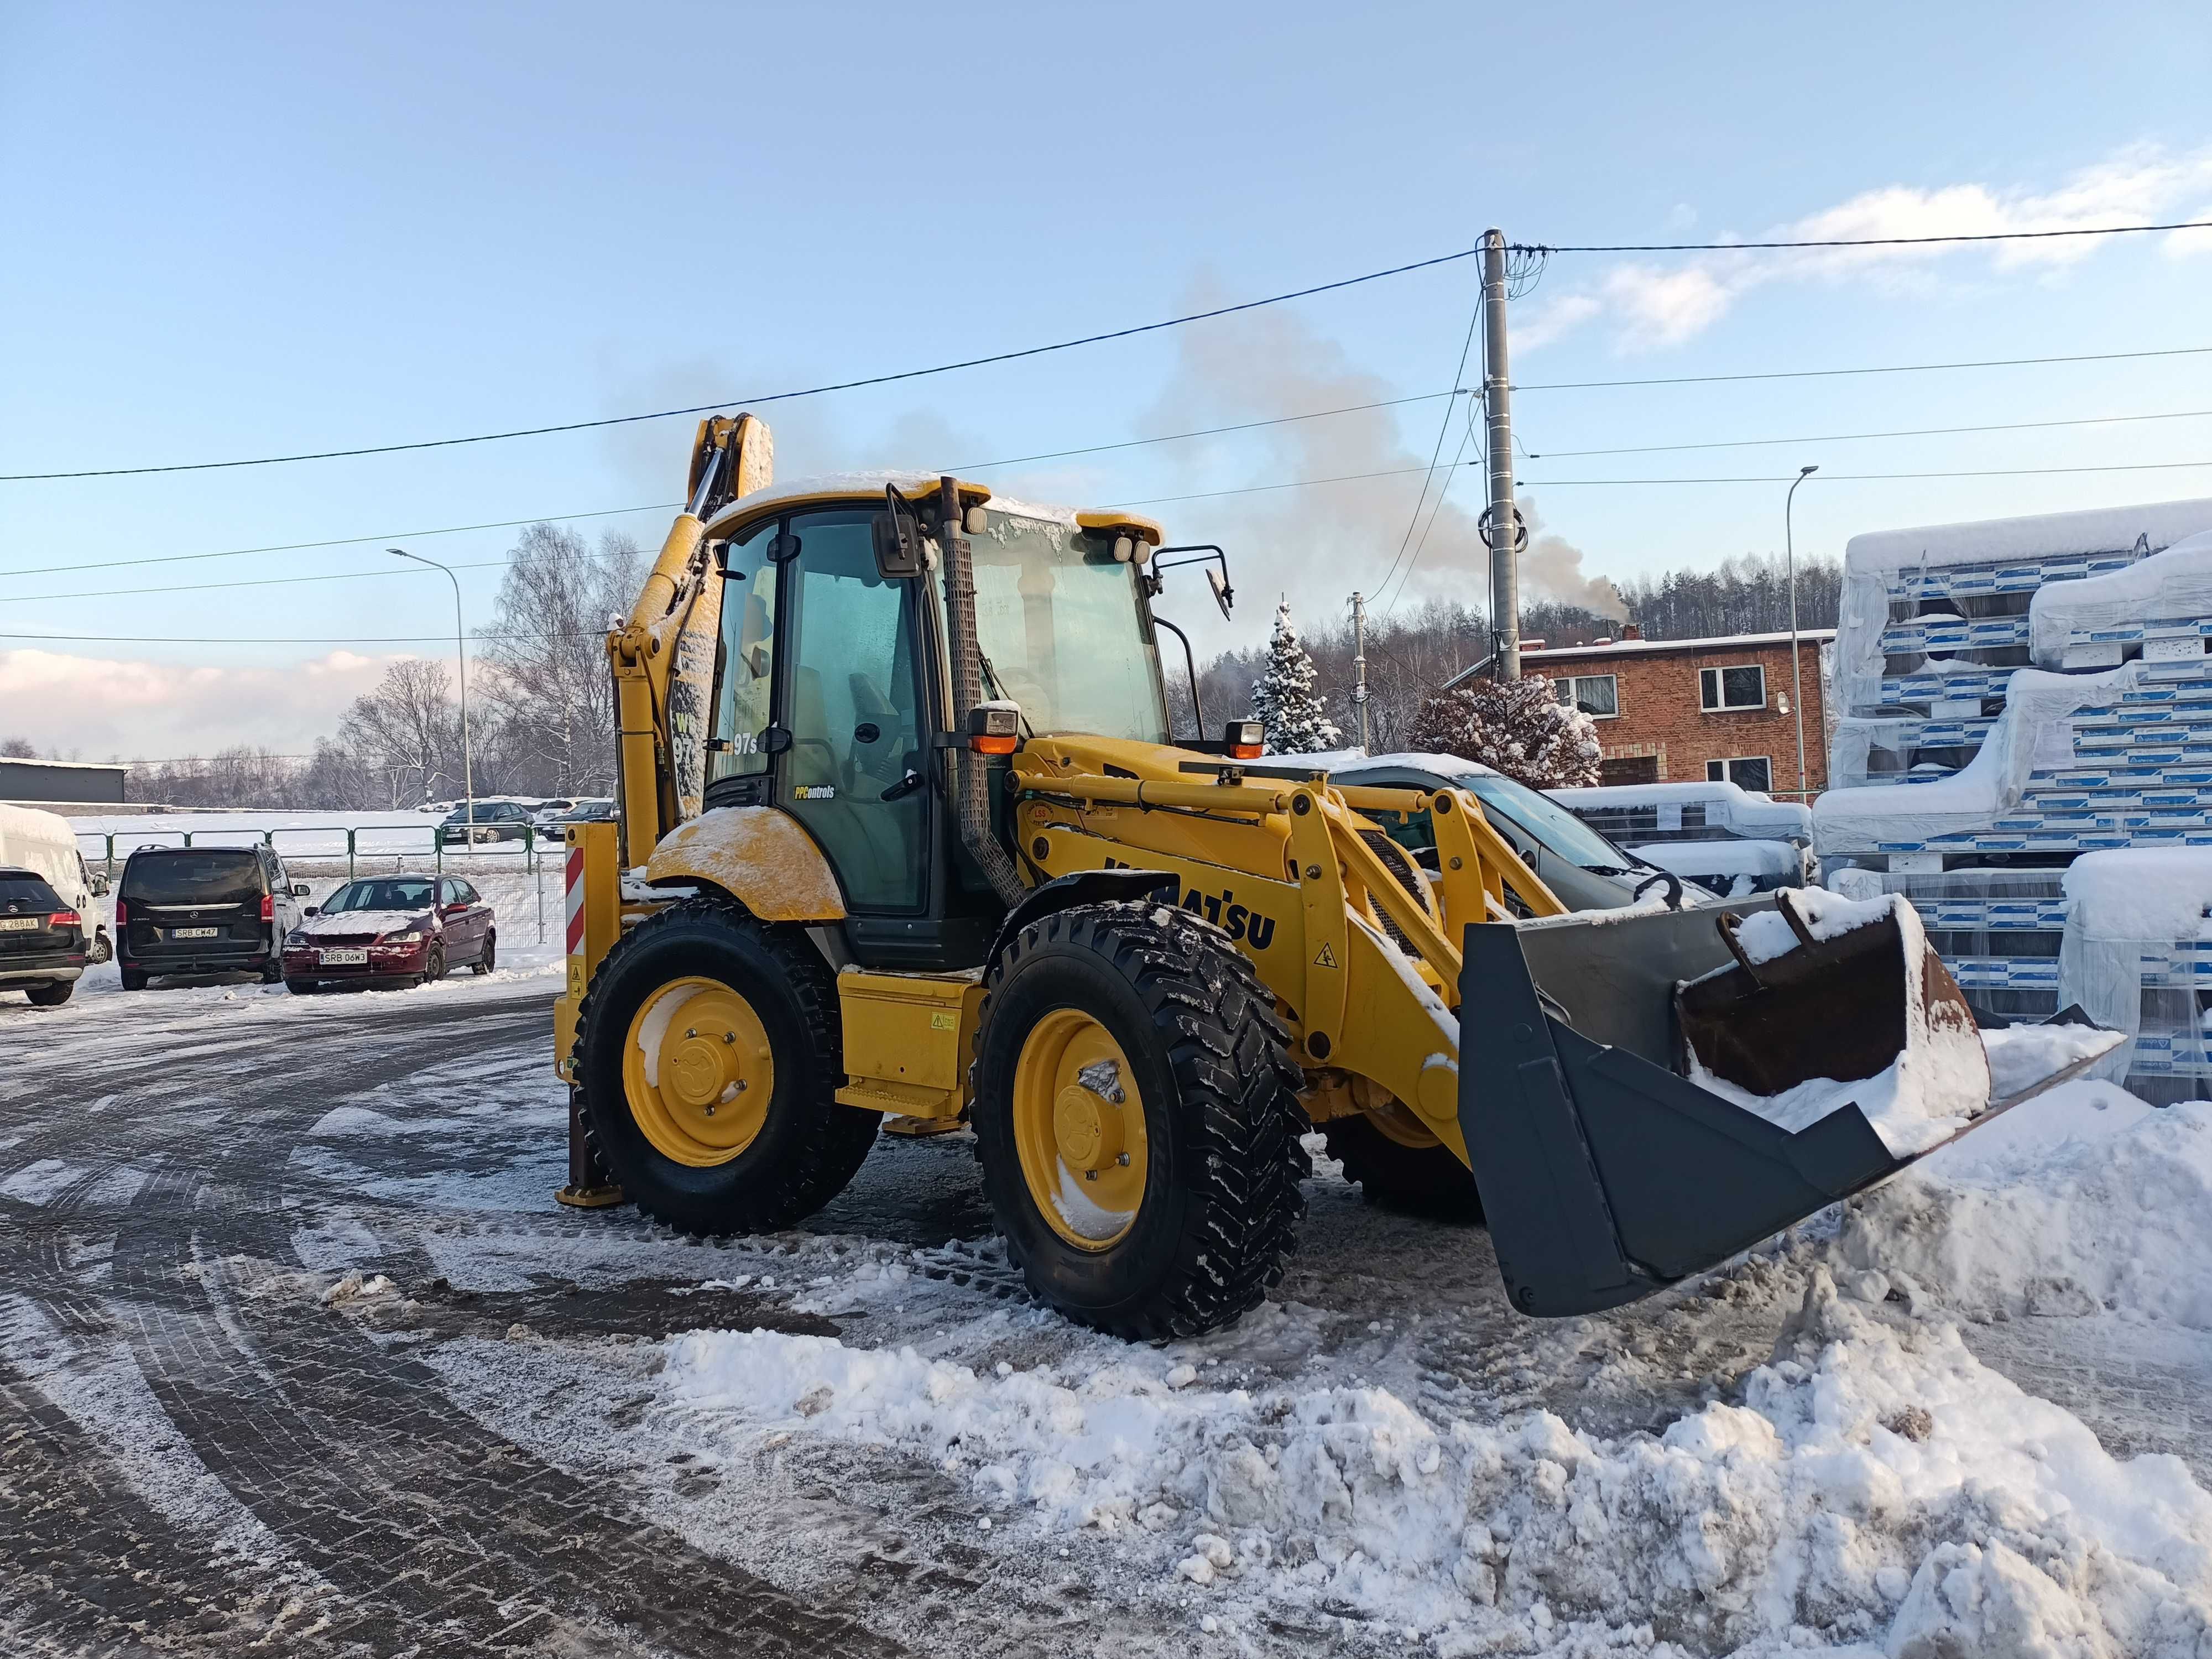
<box><xmin>283</xmin><ymin>875</ymin><xmax>496</xmax><ymax>993</ymax></box>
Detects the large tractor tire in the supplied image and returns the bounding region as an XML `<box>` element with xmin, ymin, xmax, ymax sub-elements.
<box><xmin>1323</xmin><ymin>1108</ymin><xmax>1485</xmax><ymax>1222</ymax></box>
<box><xmin>573</xmin><ymin>898</ymin><xmax>878</xmax><ymax>1235</ymax></box>
<box><xmin>972</xmin><ymin>901</ymin><xmax>1307</xmax><ymax>1341</ymax></box>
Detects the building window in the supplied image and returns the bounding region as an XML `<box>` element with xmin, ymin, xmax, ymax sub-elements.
<box><xmin>1699</xmin><ymin>664</ymin><xmax>1766</xmax><ymax>711</ymax></box>
<box><xmin>1707</xmin><ymin>756</ymin><xmax>1772</xmax><ymax>792</ymax></box>
<box><xmin>1552</xmin><ymin>674</ymin><xmax>1619</xmax><ymax>718</ymax></box>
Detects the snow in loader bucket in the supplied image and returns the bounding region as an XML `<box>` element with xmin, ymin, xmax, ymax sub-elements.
<box><xmin>1457</xmin><ymin>890</ymin><xmax>2124</xmax><ymax>1317</ymax></box>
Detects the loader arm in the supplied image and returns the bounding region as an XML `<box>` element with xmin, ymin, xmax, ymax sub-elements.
<box><xmin>609</xmin><ymin>414</ymin><xmax>774</xmax><ymax>860</ymax></box>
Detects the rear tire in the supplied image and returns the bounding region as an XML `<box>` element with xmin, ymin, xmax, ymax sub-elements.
<box><xmin>119</xmin><ymin>968</ymin><xmax>148</xmax><ymax>992</ymax></box>
<box><xmin>573</xmin><ymin>899</ymin><xmax>878</xmax><ymax>1235</ymax></box>
<box><xmin>24</xmin><ymin>982</ymin><xmax>72</xmax><ymax>1008</ymax></box>
<box><xmin>972</xmin><ymin>901</ymin><xmax>1307</xmax><ymax>1341</ymax></box>
<box><xmin>473</xmin><ymin>931</ymin><xmax>496</xmax><ymax>974</ymax></box>
<box><xmin>1323</xmin><ymin>1111</ymin><xmax>1485</xmax><ymax>1222</ymax></box>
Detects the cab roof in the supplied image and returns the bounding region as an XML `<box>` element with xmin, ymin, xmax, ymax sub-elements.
<box><xmin>703</xmin><ymin>471</ymin><xmax>1141</xmax><ymax>540</ymax></box>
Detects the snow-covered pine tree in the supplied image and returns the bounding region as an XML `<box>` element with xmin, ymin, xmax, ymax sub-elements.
<box><xmin>1249</xmin><ymin>601</ymin><xmax>1340</xmax><ymax>754</ymax></box>
<box><xmin>1406</xmin><ymin>673</ymin><xmax>1601</xmax><ymax>789</ymax></box>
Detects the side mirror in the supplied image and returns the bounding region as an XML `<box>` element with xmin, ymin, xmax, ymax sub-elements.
<box><xmin>1207</xmin><ymin>567</ymin><xmax>1234</xmax><ymax>620</ymax></box>
<box><xmin>873</xmin><ymin>500</ymin><xmax>925</xmax><ymax>578</ymax></box>
<box><xmin>304</xmin><ymin>906</ymin><xmax>320</xmax><ymax>917</ymax></box>
<box><xmin>91</xmin><ymin>874</ymin><xmax>111</xmax><ymax>896</ymax></box>
<box><xmin>291</xmin><ymin>883</ymin><xmax>311</xmax><ymax>897</ymax></box>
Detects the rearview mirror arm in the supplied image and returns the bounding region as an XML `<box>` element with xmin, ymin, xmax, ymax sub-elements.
<box><xmin>1148</xmin><ymin>611</ymin><xmax>1206</xmax><ymax>740</ymax></box>
<box><xmin>1150</xmin><ymin>545</ymin><xmax>1235</xmax><ymax>619</ymax></box>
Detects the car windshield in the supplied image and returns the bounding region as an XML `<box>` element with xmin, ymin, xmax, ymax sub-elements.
<box><xmin>323</xmin><ymin>879</ymin><xmax>435</xmax><ymax>912</ymax></box>
<box><xmin>1458</xmin><ymin>772</ymin><xmax>1642</xmax><ymax>873</ymax></box>
<box><xmin>963</xmin><ymin>510</ymin><xmax>1170</xmax><ymax>744</ymax></box>
<box><xmin>124</xmin><ymin>852</ymin><xmax>260</xmax><ymax>904</ymax></box>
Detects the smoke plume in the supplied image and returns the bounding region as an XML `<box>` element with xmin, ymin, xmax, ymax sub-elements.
<box><xmin>1517</xmin><ymin>495</ymin><xmax>1629</xmax><ymax>622</ymax></box>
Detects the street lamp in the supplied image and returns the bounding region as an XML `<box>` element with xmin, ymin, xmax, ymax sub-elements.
<box><xmin>389</xmin><ymin>547</ymin><xmax>474</xmax><ymax>844</ymax></box>
<box><xmin>1785</xmin><ymin>466</ymin><xmax>1818</xmax><ymax>799</ymax></box>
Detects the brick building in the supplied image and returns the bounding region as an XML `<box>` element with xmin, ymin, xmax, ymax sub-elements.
<box><xmin>1446</xmin><ymin>625</ymin><xmax>1834</xmax><ymax>797</ymax></box>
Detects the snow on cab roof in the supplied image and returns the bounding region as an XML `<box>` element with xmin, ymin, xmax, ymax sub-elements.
<box><xmin>1844</xmin><ymin>495</ymin><xmax>2212</xmax><ymax>574</ymax></box>
<box><xmin>703</xmin><ymin>471</ymin><xmax>1081</xmax><ymax>534</ymax></box>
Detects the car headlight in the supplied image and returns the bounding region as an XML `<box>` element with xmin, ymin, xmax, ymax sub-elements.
<box><xmin>378</xmin><ymin>931</ymin><xmax>423</xmax><ymax>946</ymax></box>
<box><xmin>285</xmin><ymin>931</ymin><xmax>306</xmax><ymax>946</ymax></box>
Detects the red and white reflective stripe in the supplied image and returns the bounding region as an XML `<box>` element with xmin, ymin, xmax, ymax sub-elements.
<box><xmin>565</xmin><ymin>845</ymin><xmax>586</xmax><ymax>956</ymax></box>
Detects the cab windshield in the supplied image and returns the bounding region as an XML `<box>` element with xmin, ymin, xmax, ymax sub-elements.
<box><xmin>963</xmin><ymin>510</ymin><xmax>1170</xmax><ymax>744</ymax></box>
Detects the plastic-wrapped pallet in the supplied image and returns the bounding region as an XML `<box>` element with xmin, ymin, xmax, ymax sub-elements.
<box><xmin>1830</xmin><ymin>864</ymin><xmax>2067</xmax><ymax>1022</ymax></box>
<box><xmin>2058</xmin><ymin>849</ymin><xmax>2212</xmax><ymax>1102</ymax></box>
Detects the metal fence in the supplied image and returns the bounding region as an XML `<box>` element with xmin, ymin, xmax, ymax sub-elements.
<box><xmin>75</xmin><ymin>823</ymin><xmax>554</xmax><ymax>881</ymax></box>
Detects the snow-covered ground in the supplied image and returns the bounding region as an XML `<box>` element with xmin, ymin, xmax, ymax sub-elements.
<box><xmin>8</xmin><ymin>918</ymin><xmax>2212</xmax><ymax>1653</ymax></box>
<box><xmin>273</xmin><ymin>1063</ymin><xmax>2212</xmax><ymax>1657</ymax></box>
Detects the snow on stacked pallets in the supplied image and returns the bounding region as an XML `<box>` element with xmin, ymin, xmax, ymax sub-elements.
<box><xmin>1819</xmin><ymin>500</ymin><xmax>2212</xmax><ymax>1093</ymax></box>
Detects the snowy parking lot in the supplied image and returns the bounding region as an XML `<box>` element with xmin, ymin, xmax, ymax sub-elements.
<box><xmin>2</xmin><ymin>969</ymin><xmax>2211</xmax><ymax>1655</ymax></box>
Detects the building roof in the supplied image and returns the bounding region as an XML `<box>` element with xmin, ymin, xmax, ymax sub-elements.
<box><xmin>0</xmin><ymin>755</ymin><xmax>131</xmax><ymax>773</ymax></box>
<box><xmin>1446</xmin><ymin>628</ymin><xmax>1835</xmax><ymax>687</ymax></box>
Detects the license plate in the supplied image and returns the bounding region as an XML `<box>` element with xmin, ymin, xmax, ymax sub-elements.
<box><xmin>319</xmin><ymin>948</ymin><xmax>368</xmax><ymax>966</ymax></box>
<box><xmin>172</xmin><ymin>926</ymin><xmax>221</xmax><ymax>940</ymax></box>
<box><xmin>0</xmin><ymin>917</ymin><xmax>35</xmax><ymax>932</ymax></box>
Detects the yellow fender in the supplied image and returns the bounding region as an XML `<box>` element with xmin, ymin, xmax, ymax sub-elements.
<box><xmin>643</xmin><ymin>806</ymin><xmax>847</xmax><ymax>922</ymax></box>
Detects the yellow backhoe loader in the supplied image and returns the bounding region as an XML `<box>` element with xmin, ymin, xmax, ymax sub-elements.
<box><xmin>552</xmin><ymin>415</ymin><xmax>2110</xmax><ymax>1338</ymax></box>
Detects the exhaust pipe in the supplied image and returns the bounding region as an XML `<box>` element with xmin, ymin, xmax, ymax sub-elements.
<box><xmin>937</xmin><ymin>477</ymin><xmax>1025</xmax><ymax>907</ymax></box>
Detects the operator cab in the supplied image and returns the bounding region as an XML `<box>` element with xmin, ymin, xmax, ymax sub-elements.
<box><xmin>697</xmin><ymin>477</ymin><xmax>1179</xmax><ymax>971</ymax></box>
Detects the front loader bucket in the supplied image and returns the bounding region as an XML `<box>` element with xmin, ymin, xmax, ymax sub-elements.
<box><xmin>1457</xmin><ymin>902</ymin><xmax>2116</xmax><ymax>1317</ymax></box>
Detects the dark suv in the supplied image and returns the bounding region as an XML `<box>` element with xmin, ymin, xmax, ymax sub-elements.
<box><xmin>116</xmin><ymin>846</ymin><xmax>309</xmax><ymax>990</ymax></box>
<box><xmin>0</xmin><ymin>867</ymin><xmax>87</xmax><ymax>1007</ymax></box>
<box><xmin>439</xmin><ymin>801</ymin><xmax>536</xmax><ymax>844</ymax></box>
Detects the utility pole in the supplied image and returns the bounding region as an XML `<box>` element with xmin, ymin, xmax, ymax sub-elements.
<box><xmin>1480</xmin><ymin>228</ymin><xmax>1522</xmax><ymax>680</ymax></box>
<box><xmin>1349</xmin><ymin>591</ymin><xmax>1370</xmax><ymax>752</ymax></box>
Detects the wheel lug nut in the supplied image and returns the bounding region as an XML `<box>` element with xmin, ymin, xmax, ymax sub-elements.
<box><xmin>722</xmin><ymin>1031</ymin><xmax>735</xmax><ymax>1044</ymax></box>
<box><xmin>685</xmin><ymin>1027</ymin><xmax>697</xmax><ymax>1040</ymax></box>
<box><xmin>1117</xmin><ymin>1153</ymin><xmax>1130</xmax><ymax>1166</ymax></box>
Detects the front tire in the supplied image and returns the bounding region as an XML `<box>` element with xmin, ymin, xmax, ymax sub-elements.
<box><xmin>422</xmin><ymin>944</ymin><xmax>446</xmax><ymax>983</ymax></box>
<box><xmin>972</xmin><ymin>902</ymin><xmax>1307</xmax><ymax>1342</ymax></box>
<box><xmin>573</xmin><ymin>899</ymin><xmax>878</xmax><ymax>1235</ymax></box>
<box><xmin>285</xmin><ymin>978</ymin><xmax>317</xmax><ymax>995</ymax></box>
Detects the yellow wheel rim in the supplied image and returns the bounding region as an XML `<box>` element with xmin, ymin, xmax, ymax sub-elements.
<box><xmin>1011</xmin><ymin>1008</ymin><xmax>1149</xmax><ymax>1252</ymax></box>
<box><xmin>1365</xmin><ymin>1095</ymin><xmax>1443</xmax><ymax>1150</ymax></box>
<box><xmin>621</xmin><ymin>976</ymin><xmax>774</xmax><ymax>1167</ymax></box>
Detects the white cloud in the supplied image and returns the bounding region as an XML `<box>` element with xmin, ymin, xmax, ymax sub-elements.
<box><xmin>1530</xmin><ymin>144</ymin><xmax>2212</xmax><ymax>353</ymax></box>
<box><xmin>0</xmin><ymin>648</ymin><xmax>401</xmax><ymax>761</ymax></box>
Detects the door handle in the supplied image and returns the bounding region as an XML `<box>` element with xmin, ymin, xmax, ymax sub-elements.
<box><xmin>879</xmin><ymin>769</ymin><xmax>926</xmax><ymax>802</ymax></box>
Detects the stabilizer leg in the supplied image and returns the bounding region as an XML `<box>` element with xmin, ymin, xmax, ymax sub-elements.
<box><xmin>555</xmin><ymin>1084</ymin><xmax>628</xmax><ymax>1210</ymax></box>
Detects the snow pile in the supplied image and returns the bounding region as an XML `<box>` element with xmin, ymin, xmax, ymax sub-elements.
<box><xmin>294</xmin><ymin>908</ymin><xmax>427</xmax><ymax>938</ymax></box>
<box><xmin>2028</xmin><ymin>531</ymin><xmax>2212</xmax><ymax>666</ymax></box>
<box><xmin>662</xmin><ymin>1277</ymin><xmax>2212</xmax><ymax>1652</ymax></box>
<box><xmin>1838</xmin><ymin>1092</ymin><xmax>2212</xmax><ymax>1331</ymax></box>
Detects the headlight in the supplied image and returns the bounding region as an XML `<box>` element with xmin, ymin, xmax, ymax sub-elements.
<box><xmin>285</xmin><ymin>931</ymin><xmax>306</xmax><ymax>946</ymax></box>
<box><xmin>378</xmin><ymin>931</ymin><xmax>423</xmax><ymax>946</ymax></box>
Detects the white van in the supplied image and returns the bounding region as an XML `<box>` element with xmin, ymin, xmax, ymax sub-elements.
<box><xmin>0</xmin><ymin>804</ymin><xmax>112</xmax><ymax>963</ymax></box>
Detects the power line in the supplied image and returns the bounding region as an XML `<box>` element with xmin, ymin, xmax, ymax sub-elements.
<box><xmin>0</xmin><ymin>559</ymin><xmax>515</xmax><ymax>607</ymax></box>
<box><xmin>1516</xmin><ymin>343</ymin><xmax>2212</xmax><ymax>393</ymax></box>
<box><xmin>0</xmin><ymin>630</ymin><xmax>598</xmax><ymax>645</ymax></box>
<box><xmin>1516</xmin><ymin>219</ymin><xmax>2212</xmax><ymax>254</ymax></box>
<box><xmin>12</xmin><ymin>218</ymin><xmax>2201</xmax><ymax>483</ymax></box>
<box><xmin>1519</xmin><ymin>457</ymin><xmax>2212</xmax><ymax>485</ymax></box>
<box><xmin>1373</xmin><ymin>284</ymin><xmax>1485</xmax><ymax>603</ymax></box>
<box><xmin>1528</xmin><ymin>406</ymin><xmax>2212</xmax><ymax>460</ymax></box>
<box><xmin>1</xmin><ymin>252</ymin><xmax>1493</xmax><ymax>483</ymax></box>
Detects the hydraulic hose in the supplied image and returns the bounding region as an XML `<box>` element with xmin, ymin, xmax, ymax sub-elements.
<box><xmin>937</xmin><ymin>476</ymin><xmax>1026</xmax><ymax>907</ymax></box>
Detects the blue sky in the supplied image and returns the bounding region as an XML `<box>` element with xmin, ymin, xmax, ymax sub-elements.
<box><xmin>3</xmin><ymin>1</ymin><xmax>2209</xmax><ymax>758</ymax></box>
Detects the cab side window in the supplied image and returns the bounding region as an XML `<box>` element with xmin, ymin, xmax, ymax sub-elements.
<box><xmin>710</xmin><ymin>519</ymin><xmax>780</xmax><ymax>781</ymax></box>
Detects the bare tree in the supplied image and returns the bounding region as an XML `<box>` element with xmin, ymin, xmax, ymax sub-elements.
<box><xmin>0</xmin><ymin>737</ymin><xmax>35</xmax><ymax>759</ymax></box>
<box><xmin>338</xmin><ymin>658</ymin><xmax>467</xmax><ymax>805</ymax></box>
<box><xmin>474</xmin><ymin>524</ymin><xmax>644</xmax><ymax>796</ymax></box>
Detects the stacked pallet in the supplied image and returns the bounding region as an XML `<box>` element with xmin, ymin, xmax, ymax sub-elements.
<box><xmin>1815</xmin><ymin>498</ymin><xmax>2212</xmax><ymax>1097</ymax></box>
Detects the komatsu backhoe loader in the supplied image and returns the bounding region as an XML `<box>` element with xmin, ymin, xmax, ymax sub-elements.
<box><xmin>552</xmin><ymin>415</ymin><xmax>2111</xmax><ymax>1338</ymax></box>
